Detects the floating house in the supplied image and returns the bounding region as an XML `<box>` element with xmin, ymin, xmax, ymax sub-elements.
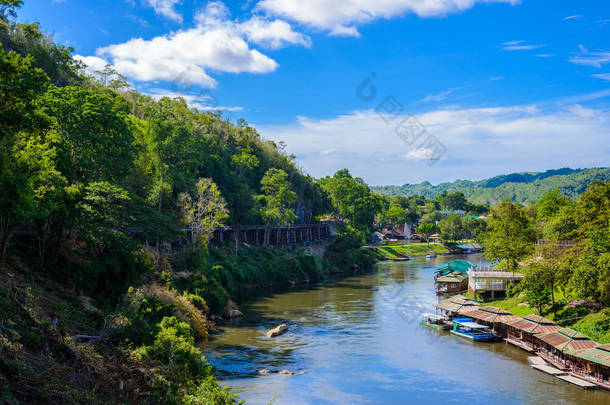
<box><xmin>465</xmin><ymin>306</ymin><xmax>519</xmax><ymax>337</ymax></box>
<box><xmin>435</xmin><ymin>295</ymin><xmax>480</xmax><ymax>319</ymax></box>
<box><xmin>435</xmin><ymin>259</ymin><xmax>476</xmax><ymax>278</ymax></box>
<box><xmin>435</xmin><ymin>272</ymin><xmax>468</xmax><ymax>294</ymax></box>
<box><xmin>534</xmin><ymin>328</ymin><xmax>598</xmax><ymax>370</ymax></box>
<box><xmin>467</xmin><ymin>268</ymin><xmax>524</xmax><ymax>300</ymax></box>
<box><xmin>505</xmin><ymin>314</ymin><xmax>561</xmax><ymax>353</ymax></box>
<box><xmin>565</xmin><ymin>344</ymin><xmax>610</xmax><ymax>389</ymax></box>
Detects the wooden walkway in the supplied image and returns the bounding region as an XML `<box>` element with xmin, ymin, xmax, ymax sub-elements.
<box><xmin>528</xmin><ymin>356</ymin><xmax>547</xmax><ymax>366</ymax></box>
<box><xmin>506</xmin><ymin>337</ymin><xmax>535</xmax><ymax>353</ymax></box>
<box><xmin>558</xmin><ymin>375</ymin><xmax>598</xmax><ymax>390</ymax></box>
<box><xmin>532</xmin><ymin>364</ymin><xmax>566</xmax><ymax>376</ymax></box>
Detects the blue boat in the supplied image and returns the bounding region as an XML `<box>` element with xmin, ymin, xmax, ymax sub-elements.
<box><xmin>450</xmin><ymin>318</ymin><xmax>495</xmax><ymax>341</ymax></box>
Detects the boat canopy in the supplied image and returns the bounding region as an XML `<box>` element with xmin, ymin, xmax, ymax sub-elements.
<box><xmin>421</xmin><ymin>313</ymin><xmax>443</xmax><ymax>320</ymax></box>
<box><xmin>456</xmin><ymin>321</ymin><xmax>489</xmax><ymax>329</ymax></box>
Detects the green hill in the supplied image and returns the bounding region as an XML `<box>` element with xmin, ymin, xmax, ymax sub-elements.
<box><xmin>372</xmin><ymin>167</ymin><xmax>610</xmax><ymax>205</ymax></box>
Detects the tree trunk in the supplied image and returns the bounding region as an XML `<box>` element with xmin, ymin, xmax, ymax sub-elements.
<box><xmin>0</xmin><ymin>212</ymin><xmax>11</xmax><ymax>263</ymax></box>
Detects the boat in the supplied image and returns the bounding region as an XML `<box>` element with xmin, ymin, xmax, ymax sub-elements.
<box><xmin>420</xmin><ymin>313</ymin><xmax>452</xmax><ymax>330</ymax></box>
<box><xmin>425</xmin><ymin>254</ymin><xmax>435</xmax><ymax>259</ymax></box>
<box><xmin>450</xmin><ymin>318</ymin><xmax>495</xmax><ymax>341</ymax></box>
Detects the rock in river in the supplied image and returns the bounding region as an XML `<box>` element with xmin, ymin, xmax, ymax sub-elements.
<box><xmin>266</xmin><ymin>323</ymin><xmax>288</xmax><ymax>337</ymax></box>
<box><xmin>226</xmin><ymin>309</ymin><xmax>243</xmax><ymax>318</ymax></box>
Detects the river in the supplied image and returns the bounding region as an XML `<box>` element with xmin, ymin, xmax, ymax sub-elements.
<box><xmin>203</xmin><ymin>254</ymin><xmax>608</xmax><ymax>405</ymax></box>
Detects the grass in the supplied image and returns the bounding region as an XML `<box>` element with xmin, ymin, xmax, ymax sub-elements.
<box><xmin>374</xmin><ymin>243</ymin><xmax>450</xmax><ymax>258</ymax></box>
<box><xmin>484</xmin><ymin>295</ymin><xmax>536</xmax><ymax>317</ymax></box>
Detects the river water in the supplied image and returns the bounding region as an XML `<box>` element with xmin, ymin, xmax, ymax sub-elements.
<box><xmin>204</xmin><ymin>255</ymin><xmax>608</xmax><ymax>405</ymax></box>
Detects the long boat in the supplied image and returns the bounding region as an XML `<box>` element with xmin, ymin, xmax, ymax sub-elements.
<box><xmin>420</xmin><ymin>313</ymin><xmax>452</xmax><ymax>330</ymax></box>
<box><xmin>450</xmin><ymin>318</ymin><xmax>495</xmax><ymax>341</ymax></box>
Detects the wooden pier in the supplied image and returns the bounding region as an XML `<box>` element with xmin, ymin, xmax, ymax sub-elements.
<box><xmin>558</xmin><ymin>375</ymin><xmax>598</xmax><ymax>390</ymax></box>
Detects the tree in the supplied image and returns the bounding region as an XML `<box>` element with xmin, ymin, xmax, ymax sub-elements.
<box><xmin>385</xmin><ymin>203</ymin><xmax>408</xmax><ymax>226</ymax></box>
<box><xmin>536</xmin><ymin>188</ymin><xmax>574</xmax><ymax>222</ymax></box>
<box><xmin>178</xmin><ymin>178</ymin><xmax>229</xmax><ymax>246</ymax></box>
<box><xmin>0</xmin><ymin>47</ymin><xmax>50</xmax><ymax>261</ymax></box>
<box><xmin>0</xmin><ymin>0</ymin><xmax>22</xmax><ymax>20</ymax></box>
<box><xmin>438</xmin><ymin>213</ymin><xmax>464</xmax><ymax>242</ymax></box>
<box><xmin>41</xmin><ymin>86</ymin><xmax>135</xmax><ymax>185</ymax></box>
<box><xmin>257</xmin><ymin>168</ymin><xmax>298</xmax><ymax>225</ymax></box>
<box><xmin>416</xmin><ymin>222</ymin><xmax>439</xmax><ymax>247</ymax></box>
<box><xmin>522</xmin><ymin>262</ymin><xmax>553</xmax><ymax>315</ymax></box>
<box><xmin>319</xmin><ymin>169</ymin><xmax>383</xmax><ymax>237</ymax></box>
<box><xmin>482</xmin><ymin>199</ymin><xmax>535</xmax><ymax>271</ymax></box>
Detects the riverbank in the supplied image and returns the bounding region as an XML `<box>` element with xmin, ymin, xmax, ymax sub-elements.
<box><xmin>0</xmin><ymin>229</ymin><xmax>376</xmax><ymax>404</ymax></box>
<box><xmin>368</xmin><ymin>242</ymin><xmax>450</xmax><ymax>260</ymax></box>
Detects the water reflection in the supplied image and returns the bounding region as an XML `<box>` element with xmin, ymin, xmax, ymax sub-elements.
<box><xmin>203</xmin><ymin>255</ymin><xmax>609</xmax><ymax>405</ymax></box>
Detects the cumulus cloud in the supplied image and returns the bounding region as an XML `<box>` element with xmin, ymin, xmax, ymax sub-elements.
<box><xmin>257</xmin><ymin>104</ymin><xmax>610</xmax><ymax>185</ymax></box>
<box><xmin>257</xmin><ymin>0</ymin><xmax>521</xmax><ymax>36</ymax></box>
<box><xmin>144</xmin><ymin>0</ymin><xmax>183</xmax><ymax>23</ymax></box>
<box><xmin>81</xmin><ymin>1</ymin><xmax>308</xmax><ymax>87</ymax></box>
<box><xmin>74</xmin><ymin>55</ymin><xmax>109</xmax><ymax>76</ymax></box>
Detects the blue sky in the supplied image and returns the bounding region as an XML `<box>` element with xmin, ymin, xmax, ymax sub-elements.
<box><xmin>20</xmin><ymin>0</ymin><xmax>610</xmax><ymax>185</ymax></box>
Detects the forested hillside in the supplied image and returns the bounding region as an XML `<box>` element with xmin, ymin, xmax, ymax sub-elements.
<box><xmin>372</xmin><ymin>167</ymin><xmax>610</xmax><ymax>204</ymax></box>
<box><xmin>0</xmin><ymin>2</ymin><xmax>384</xmax><ymax>403</ymax></box>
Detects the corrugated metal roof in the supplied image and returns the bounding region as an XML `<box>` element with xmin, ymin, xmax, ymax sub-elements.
<box><xmin>568</xmin><ymin>346</ymin><xmax>610</xmax><ymax>368</ymax></box>
<box><xmin>434</xmin><ymin>295</ymin><xmax>480</xmax><ymax>314</ymax></box>
<box><xmin>436</xmin><ymin>272</ymin><xmax>468</xmax><ymax>283</ymax></box>
<box><xmin>523</xmin><ymin>314</ymin><xmax>553</xmax><ymax>324</ymax></box>
<box><xmin>536</xmin><ymin>328</ymin><xmax>597</xmax><ymax>352</ymax></box>
<box><xmin>435</xmin><ymin>260</ymin><xmax>476</xmax><ymax>275</ymax></box>
<box><xmin>506</xmin><ymin>315</ymin><xmax>561</xmax><ymax>334</ymax></box>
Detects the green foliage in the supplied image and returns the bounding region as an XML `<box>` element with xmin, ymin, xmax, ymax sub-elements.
<box><xmin>178</xmin><ymin>177</ymin><xmax>229</xmax><ymax>246</ymax></box>
<box><xmin>320</xmin><ymin>169</ymin><xmax>383</xmax><ymax>238</ymax></box>
<box><xmin>415</xmin><ymin>222</ymin><xmax>439</xmax><ymax>246</ymax></box>
<box><xmin>482</xmin><ymin>199</ymin><xmax>535</xmax><ymax>271</ymax></box>
<box><xmin>372</xmin><ymin>167</ymin><xmax>610</xmax><ymax>205</ymax></box>
<box><xmin>257</xmin><ymin>168</ymin><xmax>298</xmax><ymax>225</ymax></box>
<box><xmin>385</xmin><ymin>203</ymin><xmax>408</xmax><ymax>225</ymax></box>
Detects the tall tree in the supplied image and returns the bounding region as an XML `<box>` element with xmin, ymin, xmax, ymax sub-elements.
<box><xmin>257</xmin><ymin>168</ymin><xmax>298</xmax><ymax>225</ymax></box>
<box><xmin>178</xmin><ymin>178</ymin><xmax>229</xmax><ymax>246</ymax></box>
<box><xmin>482</xmin><ymin>199</ymin><xmax>535</xmax><ymax>271</ymax></box>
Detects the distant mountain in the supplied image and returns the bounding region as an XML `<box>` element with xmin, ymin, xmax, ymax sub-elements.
<box><xmin>372</xmin><ymin>168</ymin><xmax>610</xmax><ymax>205</ymax></box>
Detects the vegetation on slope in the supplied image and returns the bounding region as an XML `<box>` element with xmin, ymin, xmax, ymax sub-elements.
<box><xmin>372</xmin><ymin>167</ymin><xmax>610</xmax><ymax>205</ymax></box>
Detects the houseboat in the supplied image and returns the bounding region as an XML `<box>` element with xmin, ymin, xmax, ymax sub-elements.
<box><xmin>450</xmin><ymin>318</ymin><xmax>495</xmax><ymax>341</ymax></box>
<box><xmin>420</xmin><ymin>313</ymin><xmax>452</xmax><ymax>330</ymax></box>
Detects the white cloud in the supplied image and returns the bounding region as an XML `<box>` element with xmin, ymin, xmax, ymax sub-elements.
<box><xmin>82</xmin><ymin>2</ymin><xmax>309</xmax><ymax>87</ymax></box>
<box><xmin>562</xmin><ymin>14</ymin><xmax>583</xmax><ymax>21</ymax></box>
<box><xmin>500</xmin><ymin>40</ymin><xmax>544</xmax><ymax>51</ymax></box>
<box><xmin>592</xmin><ymin>73</ymin><xmax>610</xmax><ymax>81</ymax></box>
<box><xmin>145</xmin><ymin>88</ymin><xmax>243</xmax><ymax>111</ymax></box>
<box><xmin>238</xmin><ymin>16</ymin><xmax>311</xmax><ymax>49</ymax></box>
<box><xmin>74</xmin><ymin>55</ymin><xmax>109</xmax><ymax>75</ymax></box>
<box><xmin>421</xmin><ymin>87</ymin><xmax>460</xmax><ymax>102</ymax></box>
<box><xmin>535</xmin><ymin>54</ymin><xmax>555</xmax><ymax>58</ymax></box>
<box><xmin>257</xmin><ymin>0</ymin><xmax>521</xmax><ymax>37</ymax></box>
<box><xmin>405</xmin><ymin>147</ymin><xmax>439</xmax><ymax>161</ymax></box>
<box><xmin>566</xmin><ymin>104</ymin><xmax>601</xmax><ymax>120</ymax></box>
<box><xmin>144</xmin><ymin>0</ymin><xmax>183</xmax><ymax>23</ymax></box>
<box><xmin>257</xmin><ymin>104</ymin><xmax>610</xmax><ymax>185</ymax></box>
<box><xmin>570</xmin><ymin>46</ymin><xmax>610</xmax><ymax>68</ymax></box>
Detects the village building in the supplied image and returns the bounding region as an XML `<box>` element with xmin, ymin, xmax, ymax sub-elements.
<box><xmin>467</xmin><ymin>268</ymin><xmax>524</xmax><ymax>300</ymax></box>
<box><xmin>435</xmin><ymin>295</ymin><xmax>480</xmax><ymax>319</ymax></box>
<box><xmin>435</xmin><ymin>272</ymin><xmax>468</xmax><ymax>294</ymax></box>
<box><xmin>505</xmin><ymin>314</ymin><xmax>561</xmax><ymax>353</ymax></box>
<box><xmin>464</xmin><ymin>306</ymin><xmax>519</xmax><ymax>337</ymax></box>
<box><xmin>565</xmin><ymin>344</ymin><xmax>610</xmax><ymax>389</ymax></box>
<box><xmin>533</xmin><ymin>328</ymin><xmax>598</xmax><ymax>370</ymax></box>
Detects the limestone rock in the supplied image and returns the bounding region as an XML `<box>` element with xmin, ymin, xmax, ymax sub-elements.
<box><xmin>266</xmin><ymin>323</ymin><xmax>288</xmax><ymax>338</ymax></box>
